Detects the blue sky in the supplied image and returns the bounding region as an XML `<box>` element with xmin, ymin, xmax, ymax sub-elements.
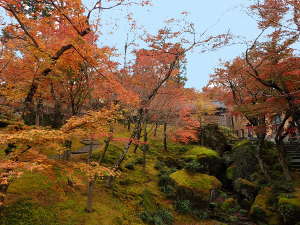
<box><xmin>84</xmin><ymin>0</ymin><xmax>260</xmax><ymax>90</ymax></box>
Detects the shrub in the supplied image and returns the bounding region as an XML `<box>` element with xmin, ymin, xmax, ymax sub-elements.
<box><xmin>125</xmin><ymin>162</ymin><xmax>135</xmax><ymax>170</ymax></box>
<box><xmin>140</xmin><ymin>208</ymin><xmax>174</xmax><ymax>225</ymax></box>
<box><xmin>175</xmin><ymin>200</ymin><xmax>191</xmax><ymax>214</ymax></box>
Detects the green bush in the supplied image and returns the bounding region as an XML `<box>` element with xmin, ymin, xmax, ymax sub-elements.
<box><xmin>158</xmin><ymin>174</ymin><xmax>176</xmax><ymax>197</ymax></box>
<box><xmin>154</xmin><ymin>161</ymin><xmax>165</xmax><ymax>171</ymax></box>
<box><xmin>140</xmin><ymin>208</ymin><xmax>174</xmax><ymax>225</ymax></box>
<box><xmin>134</xmin><ymin>157</ymin><xmax>145</xmax><ymax>165</ymax></box>
<box><xmin>175</xmin><ymin>200</ymin><xmax>191</xmax><ymax>214</ymax></box>
<box><xmin>125</xmin><ymin>162</ymin><xmax>135</xmax><ymax>170</ymax></box>
<box><xmin>184</xmin><ymin>160</ymin><xmax>206</xmax><ymax>172</ymax></box>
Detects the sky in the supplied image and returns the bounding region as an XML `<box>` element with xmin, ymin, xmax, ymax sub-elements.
<box><xmin>83</xmin><ymin>0</ymin><xmax>261</xmax><ymax>90</ymax></box>
<box><xmin>0</xmin><ymin>0</ymin><xmax>260</xmax><ymax>90</ymax></box>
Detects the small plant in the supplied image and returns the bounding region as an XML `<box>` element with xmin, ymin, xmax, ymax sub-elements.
<box><xmin>175</xmin><ymin>200</ymin><xmax>191</xmax><ymax>214</ymax></box>
<box><xmin>140</xmin><ymin>207</ymin><xmax>174</xmax><ymax>225</ymax></box>
<box><xmin>134</xmin><ymin>157</ymin><xmax>145</xmax><ymax>165</ymax></box>
<box><xmin>154</xmin><ymin>161</ymin><xmax>165</xmax><ymax>170</ymax></box>
<box><xmin>125</xmin><ymin>162</ymin><xmax>135</xmax><ymax>170</ymax></box>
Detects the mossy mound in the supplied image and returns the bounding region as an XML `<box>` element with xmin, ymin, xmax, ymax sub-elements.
<box><xmin>231</xmin><ymin>141</ymin><xmax>258</xmax><ymax>180</ymax></box>
<box><xmin>199</xmin><ymin>124</ymin><xmax>234</xmax><ymax>154</ymax></box>
<box><xmin>183</xmin><ymin>146</ymin><xmax>219</xmax><ymax>160</ymax></box>
<box><xmin>183</xmin><ymin>147</ymin><xmax>225</xmax><ymax>178</ymax></box>
<box><xmin>233</xmin><ymin>139</ymin><xmax>250</xmax><ymax>149</ymax></box>
<box><xmin>170</xmin><ymin>170</ymin><xmax>222</xmax><ymax>202</ymax></box>
<box><xmin>278</xmin><ymin>188</ymin><xmax>300</xmax><ymax>225</ymax></box>
<box><xmin>250</xmin><ymin>187</ymin><xmax>280</xmax><ymax>225</ymax></box>
<box><xmin>226</xmin><ymin>165</ymin><xmax>236</xmax><ymax>181</ymax></box>
<box><xmin>221</xmin><ymin>198</ymin><xmax>237</xmax><ymax>211</ymax></box>
<box><xmin>234</xmin><ymin>178</ymin><xmax>258</xmax><ymax>208</ymax></box>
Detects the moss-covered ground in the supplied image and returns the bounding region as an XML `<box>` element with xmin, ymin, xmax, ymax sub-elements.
<box><xmin>0</xmin><ymin>125</ymin><xmax>217</xmax><ymax>225</ymax></box>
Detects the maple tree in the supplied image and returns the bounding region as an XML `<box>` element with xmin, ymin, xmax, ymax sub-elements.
<box><xmin>0</xmin><ymin>0</ymin><xmax>234</xmax><ymax>215</ymax></box>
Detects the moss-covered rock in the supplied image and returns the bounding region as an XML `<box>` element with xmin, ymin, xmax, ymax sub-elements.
<box><xmin>199</xmin><ymin>124</ymin><xmax>234</xmax><ymax>154</ymax></box>
<box><xmin>183</xmin><ymin>147</ymin><xmax>225</xmax><ymax>178</ymax></box>
<box><xmin>250</xmin><ymin>187</ymin><xmax>280</xmax><ymax>225</ymax></box>
<box><xmin>226</xmin><ymin>165</ymin><xmax>236</xmax><ymax>181</ymax></box>
<box><xmin>234</xmin><ymin>178</ymin><xmax>258</xmax><ymax>208</ymax></box>
<box><xmin>157</xmin><ymin>156</ymin><xmax>185</xmax><ymax>169</ymax></box>
<box><xmin>221</xmin><ymin>198</ymin><xmax>237</xmax><ymax>211</ymax></box>
<box><xmin>232</xmin><ymin>141</ymin><xmax>258</xmax><ymax>180</ymax></box>
<box><xmin>170</xmin><ymin>169</ymin><xmax>222</xmax><ymax>203</ymax></box>
<box><xmin>183</xmin><ymin>146</ymin><xmax>219</xmax><ymax>160</ymax></box>
<box><xmin>278</xmin><ymin>188</ymin><xmax>300</xmax><ymax>225</ymax></box>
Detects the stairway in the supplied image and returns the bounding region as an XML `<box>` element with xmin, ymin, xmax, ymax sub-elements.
<box><xmin>285</xmin><ymin>143</ymin><xmax>300</xmax><ymax>170</ymax></box>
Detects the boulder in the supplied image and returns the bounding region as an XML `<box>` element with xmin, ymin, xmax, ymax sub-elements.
<box><xmin>226</xmin><ymin>165</ymin><xmax>236</xmax><ymax>181</ymax></box>
<box><xmin>250</xmin><ymin>187</ymin><xmax>280</xmax><ymax>225</ymax></box>
<box><xmin>234</xmin><ymin>178</ymin><xmax>258</xmax><ymax>208</ymax></box>
<box><xmin>278</xmin><ymin>188</ymin><xmax>300</xmax><ymax>225</ymax></box>
<box><xmin>170</xmin><ymin>169</ymin><xmax>222</xmax><ymax>205</ymax></box>
<box><xmin>183</xmin><ymin>146</ymin><xmax>225</xmax><ymax>178</ymax></box>
<box><xmin>221</xmin><ymin>198</ymin><xmax>237</xmax><ymax>211</ymax></box>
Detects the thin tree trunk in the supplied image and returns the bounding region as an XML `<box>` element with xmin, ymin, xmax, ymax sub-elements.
<box><xmin>85</xmin><ymin>137</ymin><xmax>95</xmax><ymax>213</ymax></box>
<box><xmin>114</xmin><ymin>109</ymin><xmax>143</xmax><ymax>169</ymax></box>
<box><xmin>153</xmin><ymin>122</ymin><xmax>158</xmax><ymax>137</ymax></box>
<box><xmin>0</xmin><ymin>182</ymin><xmax>9</xmax><ymax>210</ymax></box>
<box><xmin>273</xmin><ymin>112</ymin><xmax>292</xmax><ymax>181</ymax></box>
<box><xmin>87</xmin><ymin>139</ymin><xmax>93</xmax><ymax>164</ymax></box>
<box><xmin>143</xmin><ymin>122</ymin><xmax>149</xmax><ymax>171</ymax></box>
<box><xmin>85</xmin><ymin>180</ymin><xmax>95</xmax><ymax>213</ymax></box>
<box><xmin>35</xmin><ymin>98</ymin><xmax>42</xmax><ymax>126</ymax></box>
<box><xmin>255</xmin><ymin>138</ymin><xmax>271</xmax><ymax>182</ymax></box>
<box><xmin>127</xmin><ymin>119</ymin><xmax>131</xmax><ymax>131</ymax></box>
<box><xmin>163</xmin><ymin>122</ymin><xmax>168</xmax><ymax>151</ymax></box>
<box><xmin>276</xmin><ymin>141</ymin><xmax>292</xmax><ymax>181</ymax></box>
<box><xmin>99</xmin><ymin>126</ymin><xmax>113</xmax><ymax>163</ymax></box>
<box><xmin>133</xmin><ymin>124</ymin><xmax>142</xmax><ymax>153</ymax></box>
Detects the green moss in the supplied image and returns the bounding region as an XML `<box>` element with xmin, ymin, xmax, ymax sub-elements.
<box><xmin>0</xmin><ymin>200</ymin><xmax>59</xmax><ymax>225</ymax></box>
<box><xmin>250</xmin><ymin>187</ymin><xmax>271</xmax><ymax>217</ymax></box>
<box><xmin>183</xmin><ymin>146</ymin><xmax>219</xmax><ymax>160</ymax></box>
<box><xmin>221</xmin><ymin>198</ymin><xmax>236</xmax><ymax>211</ymax></box>
<box><xmin>278</xmin><ymin>190</ymin><xmax>300</xmax><ymax>224</ymax></box>
<box><xmin>279</xmin><ymin>197</ymin><xmax>300</xmax><ymax>207</ymax></box>
<box><xmin>250</xmin><ymin>187</ymin><xmax>280</xmax><ymax>225</ymax></box>
<box><xmin>235</xmin><ymin>178</ymin><xmax>257</xmax><ymax>189</ymax></box>
<box><xmin>170</xmin><ymin>170</ymin><xmax>221</xmax><ymax>200</ymax></box>
<box><xmin>226</xmin><ymin>166</ymin><xmax>236</xmax><ymax>180</ymax></box>
<box><xmin>233</xmin><ymin>139</ymin><xmax>250</xmax><ymax>149</ymax></box>
<box><xmin>8</xmin><ymin>172</ymin><xmax>57</xmax><ymax>202</ymax></box>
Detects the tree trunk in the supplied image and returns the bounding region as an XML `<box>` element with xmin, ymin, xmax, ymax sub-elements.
<box><xmin>35</xmin><ymin>98</ymin><xmax>42</xmax><ymax>126</ymax></box>
<box><xmin>99</xmin><ymin>127</ymin><xmax>113</xmax><ymax>163</ymax></box>
<box><xmin>87</xmin><ymin>140</ymin><xmax>93</xmax><ymax>164</ymax></box>
<box><xmin>163</xmin><ymin>122</ymin><xmax>168</xmax><ymax>151</ymax></box>
<box><xmin>276</xmin><ymin>142</ymin><xmax>292</xmax><ymax>181</ymax></box>
<box><xmin>85</xmin><ymin>180</ymin><xmax>95</xmax><ymax>213</ymax></box>
<box><xmin>274</xmin><ymin>112</ymin><xmax>292</xmax><ymax>181</ymax></box>
<box><xmin>114</xmin><ymin>109</ymin><xmax>144</xmax><ymax>169</ymax></box>
<box><xmin>255</xmin><ymin>139</ymin><xmax>271</xmax><ymax>182</ymax></box>
<box><xmin>0</xmin><ymin>183</ymin><xmax>9</xmax><ymax>210</ymax></box>
<box><xmin>127</xmin><ymin>119</ymin><xmax>131</xmax><ymax>131</ymax></box>
<box><xmin>153</xmin><ymin>122</ymin><xmax>158</xmax><ymax>137</ymax></box>
<box><xmin>133</xmin><ymin>124</ymin><xmax>142</xmax><ymax>153</ymax></box>
<box><xmin>143</xmin><ymin>122</ymin><xmax>149</xmax><ymax>171</ymax></box>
